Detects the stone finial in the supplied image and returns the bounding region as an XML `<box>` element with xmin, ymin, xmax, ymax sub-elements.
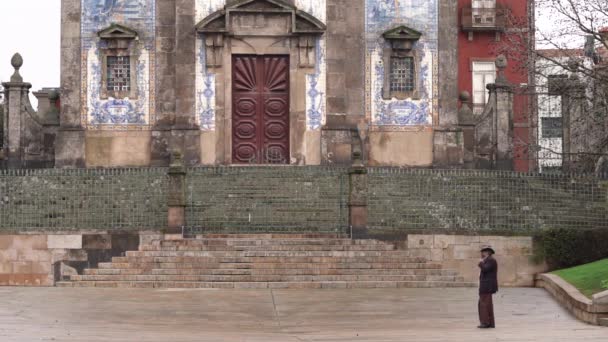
<box><xmin>567</xmin><ymin>58</ymin><xmax>582</xmax><ymax>82</ymax></box>
<box><xmin>495</xmin><ymin>55</ymin><xmax>508</xmax><ymax>85</ymax></box>
<box><xmin>459</xmin><ymin>91</ymin><xmax>471</xmax><ymax>103</ymax></box>
<box><xmin>458</xmin><ymin>91</ymin><xmax>474</xmax><ymax>125</ymax></box>
<box><xmin>48</xmin><ymin>89</ymin><xmax>60</xmax><ymax>102</ymax></box>
<box><xmin>10</xmin><ymin>53</ymin><xmax>23</xmax><ymax>83</ymax></box>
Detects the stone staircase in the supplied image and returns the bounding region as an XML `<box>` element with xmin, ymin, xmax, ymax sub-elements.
<box><xmin>57</xmin><ymin>234</ymin><xmax>476</xmax><ymax>289</ymax></box>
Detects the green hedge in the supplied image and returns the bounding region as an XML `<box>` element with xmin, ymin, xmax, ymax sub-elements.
<box><xmin>534</xmin><ymin>228</ymin><xmax>608</xmax><ymax>270</ymax></box>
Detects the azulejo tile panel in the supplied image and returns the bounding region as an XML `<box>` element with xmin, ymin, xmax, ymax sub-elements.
<box><xmin>194</xmin><ymin>0</ymin><xmax>327</xmax><ymax>131</ymax></box>
<box><xmin>81</xmin><ymin>0</ymin><xmax>156</xmax><ymax>130</ymax></box>
<box><xmin>365</xmin><ymin>0</ymin><xmax>439</xmax><ymax>130</ymax></box>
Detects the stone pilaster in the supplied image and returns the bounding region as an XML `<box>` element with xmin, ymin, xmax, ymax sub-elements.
<box><xmin>172</xmin><ymin>0</ymin><xmax>200</xmax><ymax>166</ymax></box>
<box><xmin>151</xmin><ymin>0</ymin><xmax>177</xmax><ymax>166</ymax></box>
<box><xmin>56</xmin><ymin>0</ymin><xmax>85</xmax><ymax>168</ymax></box>
<box><xmin>438</xmin><ymin>0</ymin><xmax>459</xmax><ymax>126</ymax></box>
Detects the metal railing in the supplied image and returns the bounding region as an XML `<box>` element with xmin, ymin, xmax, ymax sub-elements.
<box><xmin>461</xmin><ymin>6</ymin><xmax>508</xmax><ymax>32</ymax></box>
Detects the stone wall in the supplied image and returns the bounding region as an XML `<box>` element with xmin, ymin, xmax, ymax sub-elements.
<box><xmin>0</xmin><ymin>232</ymin><xmax>546</xmax><ymax>287</ymax></box>
<box><xmin>0</xmin><ymin>232</ymin><xmax>140</xmax><ymax>286</ymax></box>
<box><xmin>405</xmin><ymin>234</ymin><xmax>546</xmax><ymax>287</ymax></box>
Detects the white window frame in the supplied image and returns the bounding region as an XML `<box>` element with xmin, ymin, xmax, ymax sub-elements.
<box><xmin>472</xmin><ymin>61</ymin><xmax>496</xmax><ymax>113</ymax></box>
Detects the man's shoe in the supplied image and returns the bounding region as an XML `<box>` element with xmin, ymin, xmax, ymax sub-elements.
<box><xmin>477</xmin><ymin>324</ymin><xmax>491</xmax><ymax>329</ymax></box>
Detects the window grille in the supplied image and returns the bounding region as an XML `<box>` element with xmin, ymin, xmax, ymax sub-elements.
<box><xmin>541</xmin><ymin>117</ymin><xmax>563</xmax><ymax>138</ymax></box>
<box><xmin>106</xmin><ymin>56</ymin><xmax>131</xmax><ymax>92</ymax></box>
<box><xmin>390</xmin><ymin>57</ymin><xmax>415</xmax><ymax>92</ymax></box>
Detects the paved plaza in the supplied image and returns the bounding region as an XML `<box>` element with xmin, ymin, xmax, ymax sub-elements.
<box><xmin>0</xmin><ymin>287</ymin><xmax>605</xmax><ymax>341</ymax></box>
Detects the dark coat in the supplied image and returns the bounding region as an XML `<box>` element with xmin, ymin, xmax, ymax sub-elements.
<box><xmin>479</xmin><ymin>256</ymin><xmax>498</xmax><ymax>294</ymax></box>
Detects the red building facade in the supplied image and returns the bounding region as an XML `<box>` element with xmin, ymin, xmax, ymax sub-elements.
<box><xmin>458</xmin><ymin>0</ymin><xmax>535</xmax><ymax>172</ymax></box>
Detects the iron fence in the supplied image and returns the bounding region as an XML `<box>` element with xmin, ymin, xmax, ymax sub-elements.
<box><xmin>184</xmin><ymin>166</ymin><xmax>349</xmax><ymax>234</ymax></box>
<box><xmin>367</xmin><ymin>168</ymin><xmax>608</xmax><ymax>232</ymax></box>
<box><xmin>0</xmin><ymin>166</ymin><xmax>605</xmax><ymax>233</ymax></box>
<box><xmin>0</xmin><ymin>168</ymin><xmax>168</xmax><ymax>231</ymax></box>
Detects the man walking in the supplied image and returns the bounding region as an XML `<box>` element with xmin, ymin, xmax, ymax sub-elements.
<box><xmin>478</xmin><ymin>245</ymin><xmax>498</xmax><ymax>329</ymax></box>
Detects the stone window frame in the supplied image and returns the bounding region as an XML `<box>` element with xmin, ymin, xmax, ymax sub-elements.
<box><xmin>381</xmin><ymin>26</ymin><xmax>422</xmax><ymax>100</ymax></box>
<box><xmin>97</xmin><ymin>24</ymin><xmax>139</xmax><ymax>100</ymax></box>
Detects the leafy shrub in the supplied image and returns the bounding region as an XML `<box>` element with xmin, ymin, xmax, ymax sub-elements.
<box><xmin>602</xmin><ymin>280</ymin><xmax>608</xmax><ymax>290</ymax></box>
<box><xmin>534</xmin><ymin>228</ymin><xmax>608</xmax><ymax>270</ymax></box>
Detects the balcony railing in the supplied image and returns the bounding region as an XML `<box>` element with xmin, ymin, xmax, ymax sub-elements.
<box><xmin>462</xmin><ymin>6</ymin><xmax>508</xmax><ymax>32</ymax></box>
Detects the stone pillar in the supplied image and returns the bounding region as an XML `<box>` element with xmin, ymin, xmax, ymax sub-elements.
<box><xmin>1</xmin><ymin>54</ymin><xmax>31</xmax><ymax>168</ymax></box>
<box><xmin>348</xmin><ymin>151</ymin><xmax>368</xmax><ymax>238</ymax></box>
<box><xmin>492</xmin><ymin>55</ymin><xmax>514</xmax><ymax>170</ymax></box>
<box><xmin>56</xmin><ymin>0</ymin><xmax>85</xmax><ymax>168</ymax></box>
<box><xmin>561</xmin><ymin>70</ymin><xmax>586</xmax><ymax>173</ymax></box>
<box><xmin>167</xmin><ymin>152</ymin><xmax>187</xmax><ymax>234</ymax></box>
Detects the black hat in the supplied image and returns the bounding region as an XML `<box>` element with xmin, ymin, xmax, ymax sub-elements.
<box><xmin>480</xmin><ymin>245</ymin><xmax>495</xmax><ymax>255</ymax></box>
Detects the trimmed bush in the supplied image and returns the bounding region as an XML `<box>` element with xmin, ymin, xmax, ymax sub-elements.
<box><xmin>534</xmin><ymin>228</ymin><xmax>608</xmax><ymax>270</ymax></box>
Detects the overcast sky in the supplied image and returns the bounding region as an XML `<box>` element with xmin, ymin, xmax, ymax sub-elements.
<box><xmin>0</xmin><ymin>0</ymin><xmax>61</xmax><ymax>102</ymax></box>
<box><xmin>0</xmin><ymin>1</ymin><xmax>556</xmax><ymax>107</ymax></box>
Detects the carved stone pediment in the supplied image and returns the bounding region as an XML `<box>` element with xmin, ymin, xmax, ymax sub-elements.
<box><xmin>196</xmin><ymin>0</ymin><xmax>326</xmax><ymax>36</ymax></box>
<box><xmin>98</xmin><ymin>23</ymin><xmax>139</xmax><ymax>40</ymax></box>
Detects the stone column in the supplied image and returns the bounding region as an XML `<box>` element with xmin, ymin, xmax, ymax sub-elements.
<box><xmin>167</xmin><ymin>152</ymin><xmax>187</xmax><ymax>234</ymax></box>
<box><xmin>1</xmin><ymin>54</ymin><xmax>31</xmax><ymax>168</ymax></box>
<box><xmin>56</xmin><ymin>0</ymin><xmax>86</xmax><ymax>168</ymax></box>
<box><xmin>348</xmin><ymin>151</ymin><xmax>368</xmax><ymax>238</ymax></box>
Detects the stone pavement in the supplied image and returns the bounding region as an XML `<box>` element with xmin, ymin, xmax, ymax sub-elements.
<box><xmin>0</xmin><ymin>287</ymin><xmax>605</xmax><ymax>342</ymax></box>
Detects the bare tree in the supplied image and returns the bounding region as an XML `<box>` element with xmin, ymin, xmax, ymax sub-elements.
<box><xmin>498</xmin><ymin>0</ymin><xmax>608</xmax><ymax>173</ymax></box>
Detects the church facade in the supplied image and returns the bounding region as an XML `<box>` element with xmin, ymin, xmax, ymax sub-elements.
<box><xmin>52</xmin><ymin>0</ymin><xmax>533</xmax><ymax>168</ymax></box>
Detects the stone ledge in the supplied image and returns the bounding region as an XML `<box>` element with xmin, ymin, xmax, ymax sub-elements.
<box><xmin>535</xmin><ymin>273</ymin><xmax>608</xmax><ymax>325</ymax></box>
<box><xmin>593</xmin><ymin>290</ymin><xmax>608</xmax><ymax>305</ymax></box>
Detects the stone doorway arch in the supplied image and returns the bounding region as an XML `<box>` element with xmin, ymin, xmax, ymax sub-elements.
<box><xmin>196</xmin><ymin>0</ymin><xmax>326</xmax><ymax>165</ymax></box>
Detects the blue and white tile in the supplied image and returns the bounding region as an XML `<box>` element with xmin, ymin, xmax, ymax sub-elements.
<box><xmin>365</xmin><ymin>0</ymin><xmax>438</xmax><ymax>127</ymax></box>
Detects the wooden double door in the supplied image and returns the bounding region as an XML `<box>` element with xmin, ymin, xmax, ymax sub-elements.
<box><xmin>232</xmin><ymin>55</ymin><xmax>290</xmax><ymax>164</ymax></box>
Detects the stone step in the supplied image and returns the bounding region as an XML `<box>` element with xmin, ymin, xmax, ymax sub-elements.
<box><xmin>599</xmin><ymin>318</ymin><xmax>608</xmax><ymax>327</ymax></box>
<box><xmin>111</xmin><ymin>256</ymin><xmax>426</xmax><ymax>264</ymax></box>
<box><xmin>84</xmin><ymin>268</ymin><xmax>457</xmax><ymax>276</ymax></box>
<box><xmin>97</xmin><ymin>262</ymin><xmax>442</xmax><ymax>270</ymax></box>
<box><xmin>184</xmin><ymin>234</ymin><xmax>347</xmax><ymax>239</ymax></box>
<box><xmin>140</xmin><ymin>244</ymin><xmax>397</xmax><ymax>252</ymax></box>
<box><xmin>126</xmin><ymin>250</ymin><xmax>408</xmax><ymax>258</ymax></box>
<box><xmin>147</xmin><ymin>239</ymin><xmax>390</xmax><ymax>248</ymax></box>
<box><xmin>57</xmin><ymin>280</ymin><xmax>477</xmax><ymax>289</ymax></box>
<box><xmin>69</xmin><ymin>274</ymin><xmax>463</xmax><ymax>282</ymax></box>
